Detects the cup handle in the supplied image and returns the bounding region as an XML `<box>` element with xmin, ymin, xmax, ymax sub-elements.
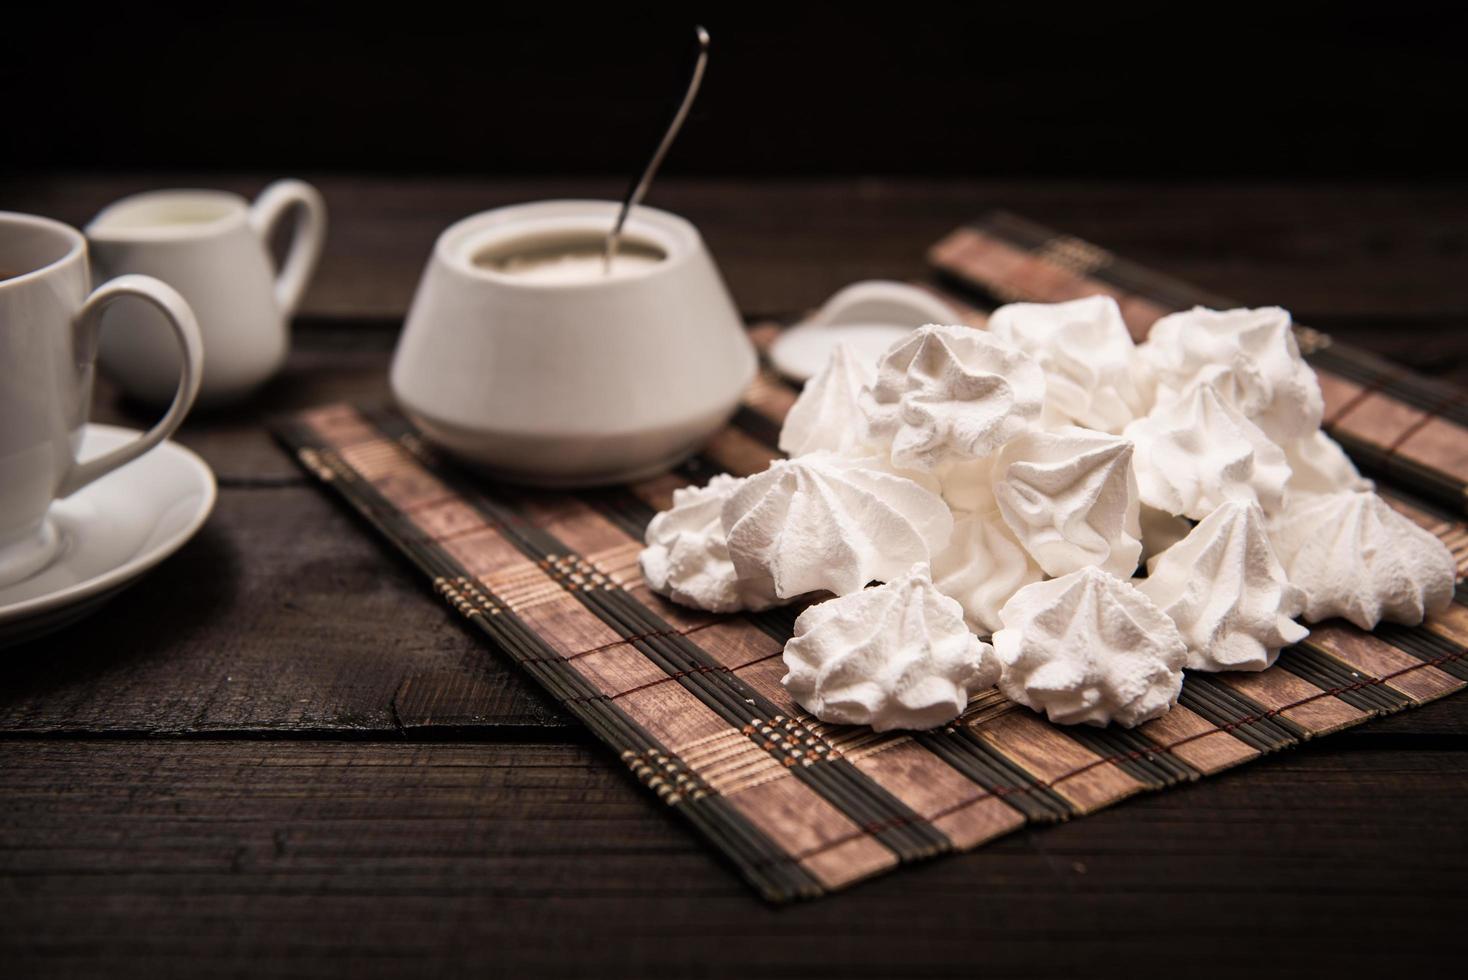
<box><xmin>247</xmin><ymin>178</ymin><xmax>327</xmax><ymax>316</ymax></box>
<box><xmin>57</xmin><ymin>275</ymin><xmax>203</xmax><ymax>498</ymax></box>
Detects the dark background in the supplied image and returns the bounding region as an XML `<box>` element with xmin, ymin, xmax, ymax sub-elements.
<box><xmin>3</xmin><ymin>2</ymin><xmax>1463</xmax><ymax>179</ymax></box>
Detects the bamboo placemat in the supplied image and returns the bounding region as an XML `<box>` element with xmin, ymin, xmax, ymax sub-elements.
<box><xmin>276</xmin><ymin>215</ymin><xmax>1468</xmax><ymax>903</ymax></box>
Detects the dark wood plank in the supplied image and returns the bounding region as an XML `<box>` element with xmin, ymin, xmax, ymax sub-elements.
<box><xmin>0</xmin><ymin>484</ymin><xmax>562</xmax><ymax>736</ymax></box>
<box><xmin>0</xmin><ymin>739</ymin><xmax>1463</xmax><ymax>978</ymax></box>
<box><xmin>5</xmin><ymin>176</ymin><xmax>1468</xmax><ymax>328</ymax></box>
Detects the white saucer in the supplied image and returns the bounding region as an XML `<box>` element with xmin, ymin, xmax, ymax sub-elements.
<box><xmin>769</xmin><ymin>322</ymin><xmax>913</xmax><ymax>382</ymax></box>
<box><xmin>766</xmin><ymin>280</ymin><xmax>960</xmax><ymax>383</ymax></box>
<box><xmin>0</xmin><ymin>425</ymin><xmax>216</xmax><ymax>648</ymax></box>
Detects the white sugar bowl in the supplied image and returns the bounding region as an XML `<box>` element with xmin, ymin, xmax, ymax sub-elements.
<box><xmin>390</xmin><ymin>200</ymin><xmax>756</xmax><ymax>486</ymax></box>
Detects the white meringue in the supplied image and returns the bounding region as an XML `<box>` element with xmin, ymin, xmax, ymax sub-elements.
<box><xmin>639</xmin><ymin>293</ymin><xmax>1455</xmax><ymax>738</ymax></box>
<box><xmin>722</xmin><ymin>453</ymin><xmax>953</xmax><ymax>599</ymax></box>
<box><xmin>992</xmin><ymin>426</ymin><xmax>1142</xmax><ymax>578</ymax></box>
<box><xmin>987</xmin><ymin>295</ymin><xmax>1146</xmax><ymax>433</ymax></box>
<box><xmin>1282</xmin><ymin>430</ymin><xmax>1373</xmax><ymax>497</ymax></box>
<box><xmin>931</xmin><ymin>509</ymin><xmax>1044</xmax><ymax>635</ymax></box>
<box><xmin>936</xmin><ymin>456</ymin><xmax>998</xmax><ymax>513</ymax></box>
<box><xmin>1138</xmin><ymin>501</ymin><xmax>1308</xmax><ymax>672</ymax></box>
<box><xmin>1124</xmin><ymin>382</ymin><xmax>1291</xmax><ymax>520</ymax></box>
<box><xmin>782</xmin><ymin>564</ymin><xmax>1001</xmax><ymax>732</ymax></box>
<box><xmin>1141</xmin><ymin>305</ymin><xmax>1323</xmax><ymax>443</ymax></box>
<box><xmin>994</xmin><ymin>566</ymin><xmax>1187</xmax><ymax>728</ymax></box>
<box><xmin>778</xmin><ymin>342</ymin><xmax>877</xmax><ymax>457</ymax></box>
<box><xmin>860</xmin><ymin>324</ymin><xmax>1044</xmax><ymax>472</ymax></box>
<box><xmin>640</xmin><ymin>474</ymin><xmax>780</xmax><ymax>613</ymax></box>
<box><xmin>1267</xmin><ymin>491</ymin><xmax>1456</xmax><ymax>629</ymax></box>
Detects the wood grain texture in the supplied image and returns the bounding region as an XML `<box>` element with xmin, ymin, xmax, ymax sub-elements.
<box><xmin>0</xmin><ymin>176</ymin><xmax>1465</xmax><ymax>972</ymax></box>
<box><xmin>0</xmin><ymin>739</ymin><xmax>1463</xmax><ymax>979</ymax></box>
<box><xmin>0</xmin><ymin>484</ymin><xmax>562</xmax><ymax>736</ymax></box>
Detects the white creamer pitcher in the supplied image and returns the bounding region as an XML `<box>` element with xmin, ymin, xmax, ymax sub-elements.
<box><xmin>86</xmin><ymin>180</ymin><xmax>326</xmax><ymax>406</ymax></box>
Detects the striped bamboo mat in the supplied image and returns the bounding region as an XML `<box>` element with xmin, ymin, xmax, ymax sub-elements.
<box><xmin>276</xmin><ymin>213</ymin><xmax>1468</xmax><ymax>902</ymax></box>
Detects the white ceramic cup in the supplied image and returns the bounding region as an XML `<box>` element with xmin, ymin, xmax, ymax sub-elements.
<box><xmin>0</xmin><ymin>212</ymin><xmax>203</xmax><ymax>587</ymax></box>
<box><xmin>86</xmin><ymin>179</ymin><xmax>326</xmax><ymax>406</ymax></box>
<box><xmin>391</xmin><ymin>200</ymin><xmax>757</xmax><ymax>487</ymax></box>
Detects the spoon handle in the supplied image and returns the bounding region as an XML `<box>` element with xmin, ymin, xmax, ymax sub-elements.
<box><xmin>604</xmin><ymin>25</ymin><xmax>710</xmax><ymax>270</ymax></box>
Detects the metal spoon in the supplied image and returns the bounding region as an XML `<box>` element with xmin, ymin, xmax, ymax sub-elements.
<box><xmin>603</xmin><ymin>25</ymin><xmax>711</xmax><ymax>272</ymax></box>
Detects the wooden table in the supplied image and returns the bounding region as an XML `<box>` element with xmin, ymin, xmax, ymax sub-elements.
<box><xmin>2</xmin><ymin>176</ymin><xmax>1465</xmax><ymax>978</ymax></box>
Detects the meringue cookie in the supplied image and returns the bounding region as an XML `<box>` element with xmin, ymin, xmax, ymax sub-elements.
<box><xmin>782</xmin><ymin>563</ymin><xmax>1001</xmax><ymax>732</ymax></box>
<box><xmin>931</xmin><ymin>509</ymin><xmax>1044</xmax><ymax>634</ymax></box>
<box><xmin>860</xmin><ymin>324</ymin><xmax>1044</xmax><ymax>472</ymax></box>
<box><xmin>640</xmin><ymin>474</ymin><xmax>780</xmax><ymax>613</ymax></box>
<box><xmin>1282</xmin><ymin>430</ymin><xmax>1373</xmax><ymax>497</ymax></box>
<box><xmin>779</xmin><ymin>342</ymin><xmax>877</xmax><ymax>457</ymax></box>
<box><xmin>1124</xmin><ymin>382</ymin><xmax>1291</xmax><ymax>519</ymax></box>
<box><xmin>994</xmin><ymin>566</ymin><xmax>1187</xmax><ymax>728</ymax></box>
<box><xmin>1141</xmin><ymin>305</ymin><xmax>1323</xmax><ymax>443</ymax></box>
<box><xmin>1138</xmin><ymin>501</ymin><xmax>1308</xmax><ymax>672</ymax></box>
<box><xmin>987</xmin><ymin>295</ymin><xmax>1146</xmax><ymax>433</ymax></box>
<box><xmin>992</xmin><ymin>426</ymin><xmax>1143</xmax><ymax>578</ymax></box>
<box><xmin>1267</xmin><ymin>491</ymin><xmax>1456</xmax><ymax>628</ymax></box>
<box><xmin>936</xmin><ymin>456</ymin><xmax>998</xmax><ymax>513</ymax></box>
<box><xmin>722</xmin><ymin>453</ymin><xmax>953</xmax><ymax>599</ymax></box>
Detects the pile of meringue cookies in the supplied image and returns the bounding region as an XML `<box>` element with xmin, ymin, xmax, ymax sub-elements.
<box><xmin>639</xmin><ymin>297</ymin><xmax>1458</xmax><ymax>732</ymax></box>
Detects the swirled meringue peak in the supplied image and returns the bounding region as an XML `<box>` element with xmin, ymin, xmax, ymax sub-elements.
<box><xmin>722</xmin><ymin>453</ymin><xmax>953</xmax><ymax>599</ymax></box>
<box><xmin>1123</xmin><ymin>382</ymin><xmax>1291</xmax><ymax>520</ymax></box>
<box><xmin>994</xmin><ymin>566</ymin><xmax>1186</xmax><ymax>727</ymax></box>
<box><xmin>1267</xmin><ymin>491</ymin><xmax>1456</xmax><ymax>629</ymax></box>
<box><xmin>640</xmin><ymin>474</ymin><xmax>780</xmax><ymax>613</ymax></box>
<box><xmin>782</xmin><ymin>564</ymin><xmax>1000</xmax><ymax>731</ymax></box>
<box><xmin>779</xmin><ymin>342</ymin><xmax>878</xmax><ymax>457</ymax></box>
<box><xmin>987</xmin><ymin>296</ymin><xmax>1146</xmax><ymax>433</ymax></box>
<box><xmin>859</xmin><ymin>324</ymin><xmax>1044</xmax><ymax>472</ymax></box>
<box><xmin>931</xmin><ymin>509</ymin><xmax>1043</xmax><ymax>634</ymax></box>
<box><xmin>1282</xmin><ymin>430</ymin><xmax>1373</xmax><ymax>498</ymax></box>
<box><xmin>1138</xmin><ymin>501</ymin><xmax>1307</xmax><ymax>672</ymax></box>
<box><xmin>992</xmin><ymin>426</ymin><xmax>1143</xmax><ymax>578</ymax></box>
<box><xmin>1141</xmin><ymin>305</ymin><xmax>1323</xmax><ymax>443</ymax></box>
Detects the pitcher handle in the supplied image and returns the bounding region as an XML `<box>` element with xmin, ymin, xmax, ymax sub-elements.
<box><xmin>247</xmin><ymin>179</ymin><xmax>327</xmax><ymax>316</ymax></box>
<box><xmin>59</xmin><ymin>275</ymin><xmax>203</xmax><ymax>498</ymax></box>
